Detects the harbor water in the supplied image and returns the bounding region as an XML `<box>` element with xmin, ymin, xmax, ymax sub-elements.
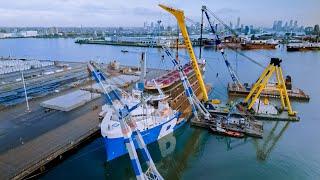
<box><xmin>0</xmin><ymin>38</ymin><xmax>320</xmax><ymax>179</ymax></box>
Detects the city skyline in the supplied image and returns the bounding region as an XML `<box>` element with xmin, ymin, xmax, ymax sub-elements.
<box><xmin>0</xmin><ymin>0</ymin><xmax>319</xmax><ymax>27</ymax></box>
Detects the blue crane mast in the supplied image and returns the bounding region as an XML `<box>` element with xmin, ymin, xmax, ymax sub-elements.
<box><xmin>87</xmin><ymin>62</ymin><xmax>163</xmax><ymax>180</ymax></box>
<box><xmin>201</xmin><ymin>5</ymin><xmax>243</xmax><ymax>88</ymax></box>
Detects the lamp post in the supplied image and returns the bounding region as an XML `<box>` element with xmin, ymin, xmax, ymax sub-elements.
<box><xmin>21</xmin><ymin>71</ymin><xmax>30</xmax><ymax>112</ymax></box>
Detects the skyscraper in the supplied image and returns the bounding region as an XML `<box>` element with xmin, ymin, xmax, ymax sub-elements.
<box><xmin>229</xmin><ymin>22</ymin><xmax>233</xmax><ymax>29</ymax></box>
<box><xmin>272</xmin><ymin>20</ymin><xmax>278</xmax><ymax>30</ymax></box>
<box><xmin>236</xmin><ymin>17</ymin><xmax>240</xmax><ymax>29</ymax></box>
<box><xmin>294</xmin><ymin>20</ymin><xmax>298</xmax><ymax>30</ymax></box>
<box><xmin>289</xmin><ymin>20</ymin><xmax>293</xmax><ymax>29</ymax></box>
<box><xmin>244</xmin><ymin>25</ymin><xmax>250</xmax><ymax>35</ymax></box>
<box><xmin>284</xmin><ymin>22</ymin><xmax>288</xmax><ymax>31</ymax></box>
<box><xmin>277</xmin><ymin>21</ymin><xmax>283</xmax><ymax>31</ymax></box>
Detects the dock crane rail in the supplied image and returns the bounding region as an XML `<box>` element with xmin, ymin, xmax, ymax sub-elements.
<box><xmin>87</xmin><ymin>62</ymin><xmax>163</xmax><ymax>180</ymax></box>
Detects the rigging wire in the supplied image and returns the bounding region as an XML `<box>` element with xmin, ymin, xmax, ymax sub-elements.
<box><xmin>204</xmin><ymin>7</ymin><xmax>273</xmax><ymax>69</ymax></box>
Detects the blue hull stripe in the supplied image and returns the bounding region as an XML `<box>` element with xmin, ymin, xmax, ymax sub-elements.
<box><xmin>104</xmin><ymin>113</ymin><xmax>186</xmax><ymax>161</ymax></box>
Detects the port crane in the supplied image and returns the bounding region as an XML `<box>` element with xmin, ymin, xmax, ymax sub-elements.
<box><xmin>199</xmin><ymin>6</ymin><xmax>296</xmax><ymax>116</ymax></box>
<box><xmin>160</xmin><ymin>4</ymin><xmax>264</xmax><ymax>138</ymax></box>
<box><xmin>201</xmin><ymin>5</ymin><xmax>243</xmax><ymax>89</ymax></box>
<box><xmin>242</xmin><ymin>58</ymin><xmax>296</xmax><ymax>116</ymax></box>
<box><xmin>159</xmin><ymin>4</ymin><xmax>209</xmax><ymax>102</ymax></box>
<box><xmin>159</xmin><ymin>4</ymin><xmax>237</xmax><ymax>117</ymax></box>
<box><xmin>87</xmin><ymin>62</ymin><xmax>163</xmax><ymax>180</ymax></box>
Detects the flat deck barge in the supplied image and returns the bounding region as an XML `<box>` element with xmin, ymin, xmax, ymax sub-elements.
<box><xmin>207</xmin><ymin>104</ymin><xmax>300</xmax><ymax>122</ymax></box>
<box><xmin>228</xmin><ymin>83</ymin><xmax>310</xmax><ymax>101</ymax></box>
<box><xmin>190</xmin><ymin>116</ymin><xmax>263</xmax><ymax>138</ymax></box>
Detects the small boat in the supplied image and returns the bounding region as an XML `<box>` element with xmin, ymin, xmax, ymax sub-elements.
<box><xmin>121</xmin><ymin>50</ymin><xmax>129</xmax><ymax>53</ymax></box>
<box><xmin>210</xmin><ymin>126</ymin><xmax>245</xmax><ymax>138</ymax></box>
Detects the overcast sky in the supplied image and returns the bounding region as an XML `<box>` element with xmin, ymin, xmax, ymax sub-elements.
<box><xmin>0</xmin><ymin>0</ymin><xmax>319</xmax><ymax>27</ymax></box>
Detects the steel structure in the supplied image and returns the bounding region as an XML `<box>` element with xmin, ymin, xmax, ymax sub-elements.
<box><xmin>201</xmin><ymin>5</ymin><xmax>242</xmax><ymax>88</ymax></box>
<box><xmin>243</xmin><ymin>58</ymin><xmax>296</xmax><ymax>116</ymax></box>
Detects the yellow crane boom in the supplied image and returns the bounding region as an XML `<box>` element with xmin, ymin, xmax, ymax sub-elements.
<box><xmin>243</xmin><ymin>58</ymin><xmax>296</xmax><ymax>116</ymax></box>
<box><xmin>159</xmin><ymin>4</ymin><xmax>209</xmax><ymax>101</ymax></box>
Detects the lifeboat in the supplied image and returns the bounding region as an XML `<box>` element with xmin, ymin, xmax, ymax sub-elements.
<box><xmin>210</xmin><ymin>126</ymin><xmax>245</xmax><ymax>138</ymax></box>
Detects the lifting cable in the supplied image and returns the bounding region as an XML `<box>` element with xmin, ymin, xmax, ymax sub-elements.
<box><xmin>205</xmin><ymin>8</ymin><xmax>269</xmax><ymax>69</ymax></box>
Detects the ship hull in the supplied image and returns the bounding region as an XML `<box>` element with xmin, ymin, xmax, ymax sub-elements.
<box><xmin>287</xmin><ymin>46</ymin><xmax>320</xmax><ymax>51</ymax></box>
<box><xmin>241</xmin><ymin>43</ymin><xmax>278</xmax><ymax>50</ymax></box>
<box><xmin>103</xmin><ymin>113</ymin><xmax>186</xmax><ymax>161</ymax></box>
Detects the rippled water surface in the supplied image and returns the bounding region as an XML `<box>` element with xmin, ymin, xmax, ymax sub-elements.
<box><xmin>0</xmin><ymin>38</ymin><xmax>319</xmax><ymax>180</ymax></box>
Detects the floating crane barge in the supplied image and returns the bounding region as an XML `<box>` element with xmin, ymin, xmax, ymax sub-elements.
<box><xmin>145</xmin><ymin>62</ymin><xmax>264</xmax><ymax>138</ymax></box>
<box><xmin>205</xmin><ymin>104</ymin><xmax>300</xmax><ymax>122</ymax></box>
<box><xmin>159</xmin><ymin>4</ymin><xmax>264</xmax><ymax>138</ymax></box>
<box><xmin>228</xmin><ymin>82</ymin><xmax>310</xmax><ymax>101</ymax></box>
<box><xmin>190</xmin><ymin>115</ymin><xmax>263</xmax><ymax>138</ymax></box>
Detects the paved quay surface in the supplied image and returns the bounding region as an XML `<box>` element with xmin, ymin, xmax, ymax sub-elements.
<box><xmin>0</xmin><ymin>108</ymin><xmax>100</xmax><ymax>179</ymax></box>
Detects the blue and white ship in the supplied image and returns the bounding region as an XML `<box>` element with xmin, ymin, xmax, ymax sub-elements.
<box><xmin>99</xmin><ymin>89</ymin><xmax>186</xmax><ymax>161</ymax></box>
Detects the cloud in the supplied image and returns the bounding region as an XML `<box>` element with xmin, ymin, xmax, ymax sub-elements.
<box><xmin>0</xmin><ymin>0</ymin><xmax>318</xmax><ymax>27</ymax></box>
<box><xmin>132</xmin><ymin>7</ymin><xmax>162</xmax><ymax>16</ymax></box>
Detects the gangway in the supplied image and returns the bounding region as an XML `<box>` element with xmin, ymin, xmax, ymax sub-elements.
<box><xmin>87</xmin><ymin>62</ymin><xmax>163</xmax><ymax>180</ymax></box>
